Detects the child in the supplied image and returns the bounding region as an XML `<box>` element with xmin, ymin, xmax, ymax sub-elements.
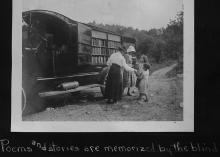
<box><xmin>136</xmin><ymin>63</ymin><xmax>150</xmax><ymax>102</ymax></box>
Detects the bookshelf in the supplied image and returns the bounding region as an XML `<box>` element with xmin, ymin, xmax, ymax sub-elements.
<box><xmin>107</xmin><ymin>40</ymin><xmax>121</xmax><ymax>56</ymax></box>
<box><xmin>91</xmin><ymin>30</ymin><xmax>122</xmax><ymax>65</ymax></box>
<box><xmin>107</xmin><ymin>34</ymin><xmax>121</xmax><ymax>57</ymax></box>
<box><xmin>91</xmin><ymin>30</ymin><xmax>107</xmax><ymax>65</ymax></box>
<box><xmin>91</xmin><ymin>38</ymin><xmax>107</xmax><ymax>64</ymax></box>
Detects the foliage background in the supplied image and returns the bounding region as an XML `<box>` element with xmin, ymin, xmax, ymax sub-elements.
<box><xmin>88</xmin><ymin>11</ymin><xmax>183</xmax><ymax>73</ymax></box>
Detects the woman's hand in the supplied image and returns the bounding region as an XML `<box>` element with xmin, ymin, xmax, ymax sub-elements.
<box><xmin>134</xmin><ymin>69</ymin><xmax>138</xmax><ymax>73</ymax></box>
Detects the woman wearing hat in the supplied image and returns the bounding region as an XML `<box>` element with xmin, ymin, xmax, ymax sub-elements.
<box><xmin>105</xmin><ymin>46</ymin><xmax>136</xmax><ymax>104</ymax></box>
<box><xmin>123</xmin><ymin>45</ymin><xmax>137</xmax><ymax>96</ymax></box>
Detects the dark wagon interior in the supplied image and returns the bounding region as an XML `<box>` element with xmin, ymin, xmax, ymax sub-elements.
<box><xmin>23</xmin><ymin>10</ymin><xmax>78</xmax><ymax>77</ymax></box>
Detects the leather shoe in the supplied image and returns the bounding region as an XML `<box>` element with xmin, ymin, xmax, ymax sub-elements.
<box><xmin>127</xmin><ymin>93</ymin><xmax>133</xmax><ymax>96</ymax></box>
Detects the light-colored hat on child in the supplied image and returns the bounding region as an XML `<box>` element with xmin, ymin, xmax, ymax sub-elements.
<box><xmin>127</xmin><ymin>45</ymin><xmax>136</xmax><ymax>53</ymax></box>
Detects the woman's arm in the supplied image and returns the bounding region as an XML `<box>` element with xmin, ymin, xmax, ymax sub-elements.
<box><xmin>106</xmin><ymin>55</ymin><xmax>112</xmax><ymax>66</ymax></box>
<box><xmin>138</xmin><ymin>72</ymin><xmax>144</xmax><ymax>79</ymax></box>
<box><xmin>122</xmin><ymin>57</ymin><xmax>135</xmax><ymax>72</ymax></box>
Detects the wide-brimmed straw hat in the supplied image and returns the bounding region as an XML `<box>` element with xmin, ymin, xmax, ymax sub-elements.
<box><xmin>127</xmin><ymin>45</ymin><xmax>136</xmax><ymax>53</ymax></box>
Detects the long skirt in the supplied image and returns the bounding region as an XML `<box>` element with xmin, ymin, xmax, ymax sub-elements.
<box><xmin>105</xmin><ymin>64</ymin><xmax>123</xmax><ymax>100</ymax></box>
<box><xmin>123</xmin><ymin>70</ymin><xmax>136</xmax><ymax>88</ymax></box>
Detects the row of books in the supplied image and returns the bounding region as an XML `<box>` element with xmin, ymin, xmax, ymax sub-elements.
<box><xmin>91</xmin><ymin>38</ymin><xmax>121</xmax><ymax>64</ymax></box>
<box><xmin>91</xmin><ymin>56</ymin><xmax>108</xmax><ymax>65</ymax></box>
<box><xmin>92</xmin><ymin>48</ymin><xmax>118</xmax><ymax>56</ymax></box>
<box><xmin>92</xmin><ymin>47</ymin><xmax>107</xmax><ymax>55</ymax></box>
<box><xmin>108</xmin><ymin>49</ymin><xmax>117</xmax><ymax>55</ymax></box>
<box><xmin>92</xmin><ymin>38</ymin><xmax>121</xmax><ymax>48</ymax></box>
<box><xmin>108</xmin><ymin>41</ymin><xmax>121</xmax><ymax>48</ymax></box>
<box><xmin>92</xmin><ymin>38</ymin><xmax>106</xmax><ymax>47</ymax></box>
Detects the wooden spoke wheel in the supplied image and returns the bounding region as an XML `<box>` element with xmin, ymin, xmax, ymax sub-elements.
<box><xmin>22</xmin><ymin>82</ymin><xmax>46</xmax><ymax>116</ymax></box>
<box><xmin>99</xmin><ymin>67</ymin><xmax>109</xmax><ymax>97</ymax></box>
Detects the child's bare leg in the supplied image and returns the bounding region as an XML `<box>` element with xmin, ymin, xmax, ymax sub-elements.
<box><xmin>127</xmin><ymin>87</ymin><xmax>132</xmax><ymax>96</ymax></box>
<box><xmin>130</xmin><ymin>86</ymin><xmax>136</xmax><ymax>93</ymax></box>
<box><xmin>123</xmin><ymin>87</ymin><xmax>126</xmax><ymax>95</ymax></box>
<box><xmin>145</xmin><ymin>93</ymin><xmax>149</xmax><ymax>102</ymax></box>
<box><xmin>138</xmin><ymin>93</ymin><xmax>143</xmax><ymax>100</ymax></box>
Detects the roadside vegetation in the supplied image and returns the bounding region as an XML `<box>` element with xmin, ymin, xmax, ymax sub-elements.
<box><xmin>88</xmin><ymin>11</ymin><xmax>183</xmax><ymax>76</ymax></box>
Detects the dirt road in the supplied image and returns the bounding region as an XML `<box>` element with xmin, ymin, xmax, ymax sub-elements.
<box><xmin>23</xmin><ymin>63</ymin><xmax>183</xmax><ymax>121</ymax></box>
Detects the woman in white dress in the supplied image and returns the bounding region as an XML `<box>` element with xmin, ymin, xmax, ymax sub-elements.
<box><xmin>105</xmin><ymin>46</ymin><xmax>136</xmax><ymax>104</ymax></box>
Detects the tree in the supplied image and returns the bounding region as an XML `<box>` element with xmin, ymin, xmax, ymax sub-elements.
<box><xmin>136</xmin><ymin>34</ymin><xmax>155</xmax><ymax>58</ymax></box>
<box><xmin>151</xmin><ymin>38</ymin><xmax>166</xmax><ymax>63</ymax></box>
<box><xmin>87</xmin><ymin>11</ymin><xmax>183</xmax><ymax>65</ymax></box>
<box><xmin>163</xmin><ymin>11</ymin><xmax>183</xmax><ymax>60</ymax></box>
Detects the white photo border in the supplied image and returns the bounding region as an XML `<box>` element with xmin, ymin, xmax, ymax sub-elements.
<box><xmin>11</xmin><ymin>0</ymin><xmax>194</xmax><ymax>132</ymax></box>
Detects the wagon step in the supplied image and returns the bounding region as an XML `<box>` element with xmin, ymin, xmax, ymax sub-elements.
<box><xmin>39</xmin><ymin>84</ymin><xmax>102</xmax><ymax>97</ymax></box>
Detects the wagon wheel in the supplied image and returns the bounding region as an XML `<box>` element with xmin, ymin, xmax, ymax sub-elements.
<box><xmin>100</xmin><ymin>75</ymin><xmax>107</xmax><ymax>96</ymax></box>
<box><xmin>22</xmin><ymin>81</ymin><xmax>46</xmax><ymax>116</ymax></box>
<box><xmin>99</xmin><ymin>67</ymin><xmax>109</xmax><ymax>97</ymax></box>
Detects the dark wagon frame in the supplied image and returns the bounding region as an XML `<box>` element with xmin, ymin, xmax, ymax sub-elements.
<box><xmin>22</xmin><ymin>10</ymin><xmax>136</xmax><ymax>115</ymax></box>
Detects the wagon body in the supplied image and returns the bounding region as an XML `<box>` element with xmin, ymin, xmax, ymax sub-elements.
<box><xmin>22</xmin><ymin>10</ymin><xmax>136</xmax><ymax>115</ymax></box>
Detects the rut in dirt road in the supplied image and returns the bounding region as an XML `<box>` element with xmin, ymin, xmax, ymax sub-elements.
<box><xmin>150</xmin><ymin>63</ymin><xmax>177</xmax><ymax>79</ymax></box>
<box><xmin>147</xmin><ymin>63</ymin><xmax>183</xmax><ymax>121</ymax></box>
<box><xmin>23</xmin><ymin>63</ymin><xmax>183</xmax><ymax>121</ymax></box>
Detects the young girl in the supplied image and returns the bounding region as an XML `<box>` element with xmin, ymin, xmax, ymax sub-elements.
<box><xmin>136</xmin><ymin>63</ymin><xmax>150</xmax><ymax>102</ymax></box>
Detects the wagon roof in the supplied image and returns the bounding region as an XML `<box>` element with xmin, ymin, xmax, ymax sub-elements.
<box><xmin>23</xmin><ymin>10</ymin><xmax>135</xmax><ymax>41</ymax></box>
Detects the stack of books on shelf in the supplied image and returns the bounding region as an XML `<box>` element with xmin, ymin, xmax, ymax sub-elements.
<box><xmin>108</xmin><ymin>41</ymin><xmax>120</xmax><ymax>49</ymax></box>
<box><xmin>91</xmin><ymin>56</ymin><xmax>107</xmax><ymax>65</ymax></box>
<box><xmin>92</xmin><ymin>47</ymin><xmax>101</xmax><ymax>55</ymax></box>
<box><xmin>91</xmin><ymin>38</ymin><xmax>107</xmax><ymax>64</ymax></box>
<box><xmin>91</xmin><ymin>38</ymin><xmax>121</xmax><ymax>65</ymax></box>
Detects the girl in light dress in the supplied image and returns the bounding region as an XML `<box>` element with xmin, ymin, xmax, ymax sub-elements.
<box><xmin>136</xmin><ymin>63</ymin><xmax>150</xmax><ymax>102</ymax></box>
